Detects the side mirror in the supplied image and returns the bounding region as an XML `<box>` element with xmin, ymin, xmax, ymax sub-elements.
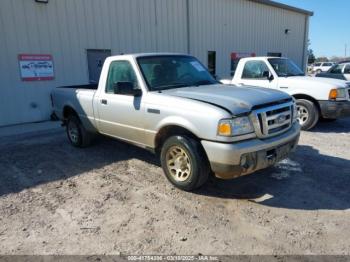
<box><xmin>263</xmin><ymin>71</ymin><xmax>274</xmax><ymax>81</ymax></box>
<box><xmin>113</xmin><ymin>82</ymin><xmax>142</xmax><ymax>96</ymax></box>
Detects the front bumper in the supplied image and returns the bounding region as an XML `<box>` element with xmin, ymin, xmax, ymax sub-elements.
<box><xmin>319</xmin><ymin>100</ymin><xmax>350</xmax><ymax>119</ymax></box>
<box><xmin>201</xmin><ymin>123</ymin><xmax>300</xmax><ymax>179</ymax></box>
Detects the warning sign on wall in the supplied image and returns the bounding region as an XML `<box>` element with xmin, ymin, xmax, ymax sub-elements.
<box><xmin>18</xmin><ymin>54</ymin><xmax>54</xmax><ymax>81</ymax></box>
<box><xmin>230</xmin><ymin>52</ymin><xmax>256</xmax><ymax>76</ymax></box>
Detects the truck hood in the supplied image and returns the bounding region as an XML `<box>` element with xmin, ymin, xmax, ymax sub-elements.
<box><xmin>162</xmin><ymin>84</ymin><xmax>291</xmax><ymax>115</ymax></box>
<box><xmin>282</xmin><ymin>76</ymin><xmax>349</xmax><ymax>88</ymax></box>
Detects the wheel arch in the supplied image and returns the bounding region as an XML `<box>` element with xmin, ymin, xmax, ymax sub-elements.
<box><xmin>292</xmin><ymin>94</ymin><xmax>321</xmax><ymax>113</ymax></box>
<box><xmin>63</xmin><ymin>105</ymin><xmax>79</xmax><ymax>120</ymax></box>
<box><xmin>154</xmin><ymin>125</ymin><xmax>201</xmax><ymax>156</ymax></box>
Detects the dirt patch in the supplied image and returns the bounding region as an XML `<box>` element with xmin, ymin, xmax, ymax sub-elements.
<box><xmin>0</xmin><ymin>119</ymin><xmax>349</xmax><ymax>255</ymax></box>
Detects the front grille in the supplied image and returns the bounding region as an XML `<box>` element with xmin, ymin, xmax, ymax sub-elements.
<box><xmin>250</xmin><ymin>101</ymin><xmax>293</xmax><ymax>138</ymax></box>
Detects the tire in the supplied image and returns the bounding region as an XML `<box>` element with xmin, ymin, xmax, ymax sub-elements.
<box><xmin>316</xmin><ymin>69</ymin><xmax>322</xmax><ymax>74</ymax></box>
<box><xmin>160</xmin><ymin>135</ymin><xmax>210</xmax><ymax>191</ymax></box>
<box><xmin>296</xmin><ymin>99</ymin><xmax>319</xmax><ymax>130</ymax></box>
<box><xmin>66</xmin><ymin>115</ymin><xmax>92</xmax><ymax>147</ymax></box>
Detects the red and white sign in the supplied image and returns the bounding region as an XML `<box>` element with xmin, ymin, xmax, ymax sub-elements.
<box><xmin>231</xmin><ymin>52</ymin><xmax>256</xmax><ymax>60</ymax></box>
<box><xmin>18</xmin><ymin>54</ymin><xmax>54</xmax><ymax>81</ymax></box>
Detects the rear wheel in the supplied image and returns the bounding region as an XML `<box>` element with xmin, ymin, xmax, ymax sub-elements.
<box><xmin>160</xmin><ymin>135</ymin><xmax>210</xmax><ymax>191</ymax></box>
<box><xmin>66</xmin><ymin>115</ymin><xmax>92</xmax><ymax>147</ymax></box>
<box><xmin>296</xmin><ymin>99</ymin><xmax>319</xmax><ymax>130</ymax></box>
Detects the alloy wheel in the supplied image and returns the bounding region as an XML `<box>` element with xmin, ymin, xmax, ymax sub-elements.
<box><xmin>297</xmin><ymin>104</ymin><xmax>309</xmax><ymax>126</ymax></box>
<box><xmin>165</xmin><ymin>146</ymin><xmax>192</xmax><ymax>182</ymax></box>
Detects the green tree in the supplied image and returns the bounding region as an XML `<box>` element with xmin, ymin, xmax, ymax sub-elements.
<box><xmin>308</xmin><ymin>49</ymin><xmax>316</xmax><ymax>64</ymax></box>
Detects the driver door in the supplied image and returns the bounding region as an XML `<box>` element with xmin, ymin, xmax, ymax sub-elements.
<box><xmin>239</xmin><ymin>60</ymin><xmax>278</xmax><ymax>89</ymax></box>
<box><xmin>97</xmin><ymin>60</ymin><xmax>146</xmax><ymax>145</ymax></box>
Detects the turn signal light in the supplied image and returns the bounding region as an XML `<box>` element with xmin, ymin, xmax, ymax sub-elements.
<box><xmin>218</xmin><ymin>122</ymin><xmax>232</xmax><ymax>136</ymax></box>
<box><xmin>329</xmin><ymin>89</ymin><xmax>338</xmax><ymax>100</ymax></box>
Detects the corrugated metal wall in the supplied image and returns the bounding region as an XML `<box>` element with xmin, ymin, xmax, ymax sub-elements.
<box><xmin>0</xmin><ymin>0</ymin><xmax>309</xmax><ymax>126</ymax></box>
<box><xmin>189</xmin><ymin>0</ymin><xmax>308</xmax><ymax>77</ymax></box>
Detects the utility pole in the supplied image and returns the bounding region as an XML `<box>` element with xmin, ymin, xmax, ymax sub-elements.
<box><xmin>346</xmin><ymin>44</ymin><xmax>348</xmax><ymax>58</ymax></box>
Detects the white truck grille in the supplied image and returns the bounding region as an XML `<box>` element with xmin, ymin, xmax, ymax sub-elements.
<box><xmin>250</xmin><ymin>101</ymin><xmax>294</xmax><ymax>139</ymax></box>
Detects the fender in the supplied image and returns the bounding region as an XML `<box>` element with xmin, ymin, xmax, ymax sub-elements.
<box><xmin>155</xmin><ymin>115</ymin><xmax>202</xmax><ymax>139</ymax></box>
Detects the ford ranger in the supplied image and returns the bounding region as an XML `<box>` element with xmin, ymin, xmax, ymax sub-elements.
<box><xmin>52</xmin><ymin>53</ymin><xmax>300</xmax><ymax>191</ymax></box>
<box><xmin>221</xmin><ymin>57</ymin><xmax>350</xmax><ymax>130</ymax></box>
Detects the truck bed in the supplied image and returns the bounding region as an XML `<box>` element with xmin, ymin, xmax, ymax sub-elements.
<box><xmin>52</xmin><ymin>84</ymin><xmax>98</xmax><ymax>132</ymax></box>
<box><xmin>57</xmin><ymin>84</ymin><xmax>98</xmax><ymax>90</ymax></box>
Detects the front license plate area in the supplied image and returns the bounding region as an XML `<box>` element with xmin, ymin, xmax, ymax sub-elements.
<box><xmin>275</xmin><ymin>143</ymin><xmax>291</xmax><ymax>161</ymax></box>
<box><xmin>265</xmin><ymin>143</ymin><xmax>291</xmax><ymax>165</ymax></box>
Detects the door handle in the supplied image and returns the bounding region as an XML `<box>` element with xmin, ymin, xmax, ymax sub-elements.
<box><xmin>101</xmin><ymin>99</ymin><xmax>108</xmax><ymax>105</ymax></box>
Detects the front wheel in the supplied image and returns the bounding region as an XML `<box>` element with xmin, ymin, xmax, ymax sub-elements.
<box><xmin>160</xmin><ymin>136</ymin><xmax>210</xmax><ymax>191</ymax></box>
<box><xmin>296</xmin><ymin>99</ymin><xmax>319</xmax><ymax>130</ymax></box>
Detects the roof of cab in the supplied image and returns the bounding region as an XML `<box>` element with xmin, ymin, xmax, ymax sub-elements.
<box><xmin>107</xmin><ymin>53</ymin><xmax>191</xmax><ymax>60</ymax></box>
<box><xmin>240</xmin><ymin>56</ymin><xmax>290</xmax><ymax>60</ymax></box>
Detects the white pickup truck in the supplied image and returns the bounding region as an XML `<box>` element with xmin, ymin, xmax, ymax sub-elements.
<box><xmin>222</xmin><ymin>57</ymin><xmax>350</xmax><ymax>130</ymax></box>
<box><xmin>52</xmin><ymin>53</ymin><xmax>300</xmax><ymax>191</ymax></box>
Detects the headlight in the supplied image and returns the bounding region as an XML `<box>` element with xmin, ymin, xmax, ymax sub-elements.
<box><xmin>218</xmin><ymin>117</ymin><xmax>254</xmax><ymax>137</ymax></box>
<box><xmin>329</xmin><ymin>88</ymin><xmax>347</xmax><ymax>100</ymax></box>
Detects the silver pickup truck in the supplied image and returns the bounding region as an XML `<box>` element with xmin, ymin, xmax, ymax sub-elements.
<box><xmin>52</xmin><ymin>53</ymin><xmax>300</xmax><ymax>191</ymax></box>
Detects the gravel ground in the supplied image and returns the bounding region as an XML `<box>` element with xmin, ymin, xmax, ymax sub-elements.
<box><xmin>0</xmin><ymin>119</ymin><xmax>349</xmax><ymax>255</ymax></box>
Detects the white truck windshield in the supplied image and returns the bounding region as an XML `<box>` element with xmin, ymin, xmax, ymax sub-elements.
<box><xmin>268</xmin><ymin>58</ymin><xmax>305</xmax><ymax>77</ymax></box>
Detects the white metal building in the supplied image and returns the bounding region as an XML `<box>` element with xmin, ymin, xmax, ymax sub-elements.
<box><xmin>0</xmin><ymin>0</ymin><xmax>312</xmax><ymax>126</ymax></box>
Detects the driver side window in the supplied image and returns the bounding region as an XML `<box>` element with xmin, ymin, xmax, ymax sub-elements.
<box><xmin>242</xmin><ymin>61</ymin><xmax>270</xmax><ymax>79</ymax></box>
<box><xmin>106</xmin><ymin>61</ymin><xmax>138</xmax><ymax>94</ymax></box>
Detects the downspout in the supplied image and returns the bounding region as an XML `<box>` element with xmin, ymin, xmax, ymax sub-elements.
<box><xmin>186</xmin><ymin>0</ymin><xmax>191</xmax><ymax>54</ymax></box>
<box><xmin>302</xmin><ymin>15</ymin><xmax>310</xmax><ymax>72</ymax></box>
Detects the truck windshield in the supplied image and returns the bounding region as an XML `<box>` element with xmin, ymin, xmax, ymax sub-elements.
<box><xmin>137</xmin><ymin>55</ymin><xmax>218</xmax><ymax>91</ymax></box>
<box><xmin>268</xmin><ymin>58</ymin><xmax>305</xmax><ymax>77</ymax></box>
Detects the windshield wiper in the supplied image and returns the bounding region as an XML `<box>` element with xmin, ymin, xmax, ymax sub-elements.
<box><xmin>279</xmin><ymin>73</ymin><xmax>297</xmax><ymax>77</ymax></box>
<box><xmin>153</xmin><ymin>79</ymin><xmax>216</xmax><ymax>91</ymax></box>
<box><xmin>191</xmin><ymin>80</ymin><xmax>216</xmax><ymax>86</ymax></box>
<box><xmin>154</xmin><ymin>83</ymin><xmax>189</xmax><ymax>91</ymax></box>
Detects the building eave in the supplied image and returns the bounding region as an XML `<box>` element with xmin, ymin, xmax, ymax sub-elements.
<box><xmin>249</xmin><ymin>0</ymin><xmax>314</xmax><ymax>16</ymax></box>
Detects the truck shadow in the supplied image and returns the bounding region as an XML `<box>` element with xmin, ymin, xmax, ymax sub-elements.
<box><xmin>0</xmin><ymin>131</ymin><xmax>158</xmax><ymax>198</ymax></box>
<box><xmin>195</xmin><ymin>144</ymin><xmax>350</xmax><ymax>210</ymax></box>
<box><xmin>309</xmin><ymin>117</ymin><xmax>350</xmax><ymax>133</ymax></box>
